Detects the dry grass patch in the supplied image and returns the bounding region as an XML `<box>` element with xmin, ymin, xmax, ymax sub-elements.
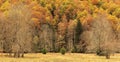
<box><xmin>0</xmin><ymin>53</ymin><xmax>119</xmax><ymax>62</ymax></box>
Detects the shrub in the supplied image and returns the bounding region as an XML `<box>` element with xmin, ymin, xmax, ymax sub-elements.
<box><xmin>71</xmin><ymin>47</ymin><xmax>77</xmax><ymax>53</ymax></box>
<box><xmin>41</xmin><ymin>48</ymin><xmax>47</xmax><ymax>54</ymax></box>
<box><xmin>96</xmin><ymin>49</ymin><xmax>105</xmax><ymax>56</ymax></box>
<box><xmin>60</xmin><ymin>47</ymin><xmax>66</xmax><ymax>55</ymax></box>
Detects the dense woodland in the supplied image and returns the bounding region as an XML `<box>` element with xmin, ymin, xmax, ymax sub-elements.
<box><xmin>0</xmin><ymin>0</ymin><xmax>120</xmax><ymax>58</ymax></box>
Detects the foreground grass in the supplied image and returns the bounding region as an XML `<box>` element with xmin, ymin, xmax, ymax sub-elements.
<box><xmin>0</xmin><ymin>53</ymin><xmax>120</xmax><ymax>62</ymax></box>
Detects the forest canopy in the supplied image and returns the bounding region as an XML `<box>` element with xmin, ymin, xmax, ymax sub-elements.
<box><xmin>0</xmin><ymin>0</ymin><xmax>120</xmax><ymax>58</ymax></box>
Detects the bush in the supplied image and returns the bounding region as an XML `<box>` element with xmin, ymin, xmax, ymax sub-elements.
<box><xmin>60</xmin><ymin>47</ymin><xmax>66</xmax><ymax>55</ymax></box>
<box><xmin>71</xmin><ymin>47</ymin><xmax>77</xmax><ymax>53</ymax></box>
<box><xmin>105</xmin><ymin>52</ymin><xmax>110</xmax><ymax>59</ymax></box>
<box><xmin>71</xmin><ymin>48</ymin><xmax>76</xmax><ymax>53</ymax></box>
<box><xmin>96</xmin><ymin>49</ymin><xmax>105</xmax><ymax>56</ymax></box>
<box><xmin>41</xmin><ymin>48</ymin><xmax>47</xmax><ymax>54</ymax></box>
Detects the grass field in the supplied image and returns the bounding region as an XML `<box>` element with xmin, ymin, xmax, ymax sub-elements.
<box><xmin>0</xmin><ymin>53</ymin><xmax>120</xmax><ymax>62</ymax></box>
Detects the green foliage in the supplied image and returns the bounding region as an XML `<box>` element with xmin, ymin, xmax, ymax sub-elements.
<box><xmin>41</xmin><ymin>48</ymin><xmax>47</xmax><ymax>54</ymax></box>
<box><xmin>96</xmin><ymin>49</ymin><xmax>105</xmax><ymax>56</ymax></box>
<box><xmin>113</xmin><ymin>8</ymin><xmax>120</xmax><ymax>18</ymax></box>
<box><xmin>60</xmin><ymin>47</ymin><xmax>66</xmax><ymax>55</ymax></box>
<box><xmin>96</xmin><ymin>1</ymin><xmax>104</xmax><ymax>8</ymax></box>
<box><xmin>39</xmin><ymin>0</ymin><xmax>47</xmax><ymax>7</ymax></box>
<box><xmin>32</xmin><ymin>36</ymin><xmax>39</xmax><ymax>53</ymax></box>
<box><xmin>71</xmin><ymin>47</ymin><xmax>77</xmax><ymax>53</ymax></box>
<box><xmin>75</xmin><ymin>19</ymin><xmax>83</xmax><ymax>43</ymax></box>
<box><xmin>105</xmin><ymin>51</ymin><xmax>110</xmax><ymax>59</ymax></box>
<box><xmin>107</xmin><ymin>3</ymin><xmax>118</xmax><ymax>15</ymax></box>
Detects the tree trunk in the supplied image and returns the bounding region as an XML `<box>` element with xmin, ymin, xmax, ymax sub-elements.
<box><xmin>14</xmin><ymin>52</ymin><xmax>16</xmax><ymax>57</ymax></box>
<box><xmin>14</xmin><ymin>52</ymin><xmax>20</xmax><ymax>58</ymax></box>
<box><xmin>106</xmin><ymin>52</ymin><xmax>110</xmax><ymax>59</ymax></box>
<box><xmin>52</xmin><ymin>29</ymin><xmax>56</xmax><ymax>52</ymax></box>
<box><xmin>21</xmin><ymin>52</ymin><xmax>24</xmax><ymax>57</ymax></box>
<box><xmin>17</xmin><ymin>52</ymin><xmax>20</xmax><ymax>58</ymax></box>
<box><xmin>9</xmin><ymin>53</ymin><xmax>12</xmax><ymax>57</ymax></box>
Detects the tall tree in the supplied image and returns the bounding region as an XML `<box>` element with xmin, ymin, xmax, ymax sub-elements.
<box><xmin>7</xmin><ymin>3</ymin><xmax>33</xmax><ymax>57</ymax></box>
<box><xmin>74</xmin><ymin>19</ymin><xmax>83</xmax><ymax>52</ymax></box>
<box><xmin>39</xmin><ymin>24</ymin><xmax>53</xmax><ymax>52</ymax></box>
<box><xmin>89</xmin><ymin>14</ymin><xmax>116</xmax><ymax>59</ymax></box>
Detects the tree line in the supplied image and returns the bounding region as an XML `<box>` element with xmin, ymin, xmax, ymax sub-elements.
<box><xmin>0</xmin><ymin>0</ymin><xmax>120</xmax><ymax>59</ymax></box>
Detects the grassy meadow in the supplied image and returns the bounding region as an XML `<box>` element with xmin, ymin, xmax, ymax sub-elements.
<box><xmin>0</xmin><ymin>53</ymin><xmax>120</xmax><ymax>62</ymax></box>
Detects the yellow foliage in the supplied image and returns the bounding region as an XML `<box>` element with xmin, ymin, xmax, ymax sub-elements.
<box><xmin>0</xmin><ymin>0</ymin><xmax>120</xmax><ymax>32</ymax></box>
<box><xmin>113</xmin><ymin>8</ymin><xmax>120</xmax><ymax>18</ymax></box>
<box><xmin>32</xmin><ymin>11</ymin><xmax>41</xmax><ymax>19</ymax></box>
<box><xmin>0</xmin><ymin>1</ymin><xmax>11</xmax><ymax>11</ymax></box>
<box><xmin>31</xmin><ymin>18</ymin><xmax>40</xmax><ymax>26</ymax></box>
<box><xmin>50</xmin><ymin>19</ymin><xmax>57</xmax><ymax>25</ymax></box>
<box><xmin>3</xmin><ymin>10</ymin><xmax>9</xmax><ymax>17</ymax></box>
<box><xmin>46</xmin><ymin>16</ymin><xmax>50</xmax><ymax>22</ymax></box>
<box><xmin>77</xmin><ymin>10</ymin><xmax>88</xmax><ymax>19</ymax></box>
<box><xmin>32</xmin><ymin>5</ymin><xmax>41</xmax><ymax>11</ymax></box>
<box><xmin>107</xmin><ymin>15</ymin><xmax>118</xmax><ymax>24</ymax></box>
<box><xmin>31</xmin><ymin>18</ymin><xmax>39</xmax><ymax>21</ymax></box>
<box><xmin>107</xmin><ymin>15</ymin><xmax>118</xmax><ymax>30</ymax></box>
<box><xmin>106</xmin><ymin>2</ymin><xmax>118</xmax><ymax>14</ymax></box>
<box><xmin>0</xmin><ymin>0</ymin><xmax>3</xmax><ymax>6</ymax></box>
<box><xmin>101</xmin><ymin>2</ymin><xmax>109</xmax><ymax>10</ymax></box>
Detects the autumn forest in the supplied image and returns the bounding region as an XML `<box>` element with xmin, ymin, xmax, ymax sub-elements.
<box><xmin>0</xmin><ymin>0</ymin><xmax>120</xmax><ymax>59</ymax></box>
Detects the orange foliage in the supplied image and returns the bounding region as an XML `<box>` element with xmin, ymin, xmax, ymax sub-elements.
<box><xmin>85</xmin><ymin>15</ymin><xmax>93</xmax><ymax>24</ymax></box>
<box><xmin>114</xmin><ymin>0</ymin><xmax>120</xmax><ymax>4</ymax></box>
<box><xmin>91</xmin><ymin>0</ymin><xmax>99</xmax><ymax>5</ymax></box>
<box><xmin>0</xmin><ymin>0</ymin><xmax>3</xmax><ymax>6</ymax></box>
<box><xmin>0</xmin><ymin>0</ymin><xmax>120</xmax><ymax>32</ymax></box>
<box><xmin>58</xmin><ymin>22</ymin><xmax>67</xmax><ymax>35</ymax></box>
<box><xmin>9</xmin><ymin>0</ymin><xmax>19</xmax><ymax>3</ymax></box>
